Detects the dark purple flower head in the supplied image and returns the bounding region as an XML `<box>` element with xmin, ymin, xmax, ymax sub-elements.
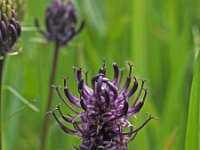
<box><xmin>49</xmin><ymin>62</ymin><xmax>156</xmax><ymax>150</ymax></box>
<box><xmin>0</xmin><ymin>0</ymin><xmax>21</xmax><ymax>59</ymax></box>
<box><xmin>35</xmin><ymin>0</ymin><xmax>84</xmax><ymax>47</ymax></box>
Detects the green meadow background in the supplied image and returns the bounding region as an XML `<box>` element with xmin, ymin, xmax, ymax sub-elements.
<box><xmin>1</xmin><ymin>0</ymin><xmax>199</xmax><ymax>149</ymax></box>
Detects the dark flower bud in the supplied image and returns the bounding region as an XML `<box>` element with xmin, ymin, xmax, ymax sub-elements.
<box><xmin>13</xmin><ymin>0</ymin><xmax>26</xmax><ymax>21</ymax></box>
<box><xmin>0</xmin><ymin>0</ymin><xmax>21</xmax><ymax>59</ymax></box>
<box><xmin>50</xmin><ymin>62</ymin><xmax>156</xmax><ymax>150</ymax></box>
<box><xmin>35</xmin><ymin>0</ymin><xmax>84</xmax><ymax>47</ymax></box>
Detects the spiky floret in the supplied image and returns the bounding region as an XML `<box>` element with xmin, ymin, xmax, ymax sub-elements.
<box><xmin>35</xmin><ymin>0</ymin><xmax>84</xmax><ymax>47</ymax></box>
<box><xmin>0</xmin><ymin>0</ymin><xmax>21</xmax><ymax>59</ymax></box>
<box><xmin>49</xmin><ymin>62</ymin><xmax>156</xmax><ymax>150</ymax></box>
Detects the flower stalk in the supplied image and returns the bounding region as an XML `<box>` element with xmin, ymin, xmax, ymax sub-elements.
<box><xmin>35</xmin><ymin>0</ymin><xmax>84</xmax><ymax>149</ymax></box>
<box><xmin>0</xmin><ymin>59</ymin><xmax>4</xmax><ymax>150</ymax></box>
<box><xmin>0</xmin><ymin>0</ymin><xmax>22</xmax><ymax>149</ymax></box>
<box><xmin>39</xmin><ymin>42</ymin><xmax>60</xmax><ymax>150</ymax></box>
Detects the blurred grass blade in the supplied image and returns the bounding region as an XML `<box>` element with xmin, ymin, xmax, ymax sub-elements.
<box><xmin>6</xmin><ymin>105</ymin><xmax>26</xmax><ymax>122</ymax></box>
<box><xmin>4</xmin><ymin>85</ymin><xmax>39</xmax><ymax>113</ymax></box>
<box><xmin>185</xmin><ymin>50</ymin><xmax>200</xmax><ymax>150</ymax></box>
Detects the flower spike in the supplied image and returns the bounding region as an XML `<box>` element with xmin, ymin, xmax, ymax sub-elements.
<box><xmin>52</xmin><ymin>62</ymin><xmax>156</xmax><ymax>149</ymax></box>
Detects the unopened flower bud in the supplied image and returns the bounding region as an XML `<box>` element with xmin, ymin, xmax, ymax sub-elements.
<box><xmin>35</xmin><ymin>0</ymin><xmax>84</xmax><ymax>47</ymax></box>
<box><xmin>0</xmin><ymin>0</ymin><xmax>21</xmax><ymax>59</ymax></box>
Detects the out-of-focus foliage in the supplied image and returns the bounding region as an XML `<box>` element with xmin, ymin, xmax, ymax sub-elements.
<box><xmin>1</xmin><ymin>0</ymin><xmax>199</xmax><ymax>150</ymax></box>
<box><xmin>185</xmin><ymin>50</ymin><xmax>200</xmax><ymax>150</ymax></box>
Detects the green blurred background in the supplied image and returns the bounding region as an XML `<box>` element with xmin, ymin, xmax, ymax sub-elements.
<box><xmin>1</xmin><ymin>0</ymin><xmax>200</xmax><ymax>149</ymax></box>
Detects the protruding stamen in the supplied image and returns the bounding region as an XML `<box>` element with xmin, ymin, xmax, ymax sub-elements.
<box><xmin>51</xmin><ymin>108</ymin><xmax>80</xmax><ymax>135</ymax></box>
<box><xmin>99</xmin><ymin>58</ymin><xmax>106</xmax><ymax>76</ymax></box>
<box><xmin>53</xmin><ymin>85</ymin><xmax>80</xmax><ymax>114</ymax></box>
<box><xmin>127</xmin><ymin>62</ymin><xmax>134</xmax><ymax>77</ymax></box>
<box><xmin>76</xmin><ymin>67</ymin><xmax>82</xmax><ymax>83</ymax></box>
<box><xmin>112</xmin><ymin>62</ymin><xmax>119</xmax><ymax>85</ymax></box>
<box><xmin>119</xmin><ymin>76</ymin><xmax>131</xmax><ymax>95</ymax></box>
<box><xmin>125</xmin><ymin>77</ymin><xmax>138</xmax><ymax>98</ymax></box>
<box><xmin>85</xmin><ymin>70</ymin><xmax>89</xmax><ymax>86</ymax></box>
<box><xmin>119</xmin><ymin>67</ymin><xmax>125</xmax><ymax>87</ymax></box>
<box><xmin>122</xmin><ymin>114</ymin><xmax>156</xmax><ymax>135</ymax></box>
<box><xmin>63</xmin><ymin>77</ymin><xmax>81</xmax><ymax>107</ymax></box>
<box><xmin>133</xmin><ymin>79</ymin><xmax>145</xmax><ymax>106</ymax></box>
<box><xmin>73</xmin><ymin>122</ymin><xmax>84</xmax><ymax>135</ymax></box>
<box><xmin>127</xmin><ymin>88</ymin><xmax>148</xmax><ymax>116</ymax></box>
<box><xmin>78</xmin><ymin>78</ymin><xmax>84</xmax><ymax>93</ymax></box>
<box><xmin>56</xmin><ymin>104</ymin><xmax>81</xmax><ymax>124</ymax></box>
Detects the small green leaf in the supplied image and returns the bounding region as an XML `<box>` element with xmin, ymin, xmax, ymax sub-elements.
<box><xmin>185</xmin><ymin>50</ymin><xmax>200</xmax><ymax>150</ymax></box>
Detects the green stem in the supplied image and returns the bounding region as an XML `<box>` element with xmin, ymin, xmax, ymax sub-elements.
<box><xmin>0</xmin><ymin>59</ymin><xmax>4</xmax><ymax>150</ymax></box>
<box><xmin>39</xmin><ymin>43</ymin><xmax>60</xmax><ymax>150</ymax></box>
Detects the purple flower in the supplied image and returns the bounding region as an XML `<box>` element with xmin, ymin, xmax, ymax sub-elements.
<box><xmin>35</xmin><ymin>0</ymin><xmax>84</xmax><ymax>47</ymax></box>
<box><xmin>49</xmin><ymin>62</ymin><xmax>156</xmax><ymax>150</ymax></box>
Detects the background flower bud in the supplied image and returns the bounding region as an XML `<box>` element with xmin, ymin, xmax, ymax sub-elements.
<box><xmin>35</xmin><ymin>0</ymin><xmax>84</xmax><ymax>47</ymax></box>
<box><xmin>0</xmin><ymin>0</ymin><xmax>21</xmax><ymax>59</ymax></box>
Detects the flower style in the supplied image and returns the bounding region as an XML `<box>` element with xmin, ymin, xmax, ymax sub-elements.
<box><xmin>0</xmin><ymin>0</ymin><xmax>21</xmax><ymax>58</ymax></box>
<box><xmin>35</xmin><ymin>0</ymin><xmax>84</xmax><ymax>47</ymax></box>
<box><xmin>50</xmin><ymin>62</ymin><xmax>156</xmax><ymax>150</ymax></box>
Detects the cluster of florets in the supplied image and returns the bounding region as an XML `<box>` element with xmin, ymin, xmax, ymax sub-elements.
<box><xmin>0</xmin><ymin>0</ymin><xmax>21</xmax><ymax>58</ymax></box>
<box><xmin>49</xmin><ymin>62</ymin><xmax>155</xmax><ymax>150</ymax></box>
<box><xmin>35</xmin><ymin>0</ymin><xmax>84</xmax><ymax>47</ymax></box>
